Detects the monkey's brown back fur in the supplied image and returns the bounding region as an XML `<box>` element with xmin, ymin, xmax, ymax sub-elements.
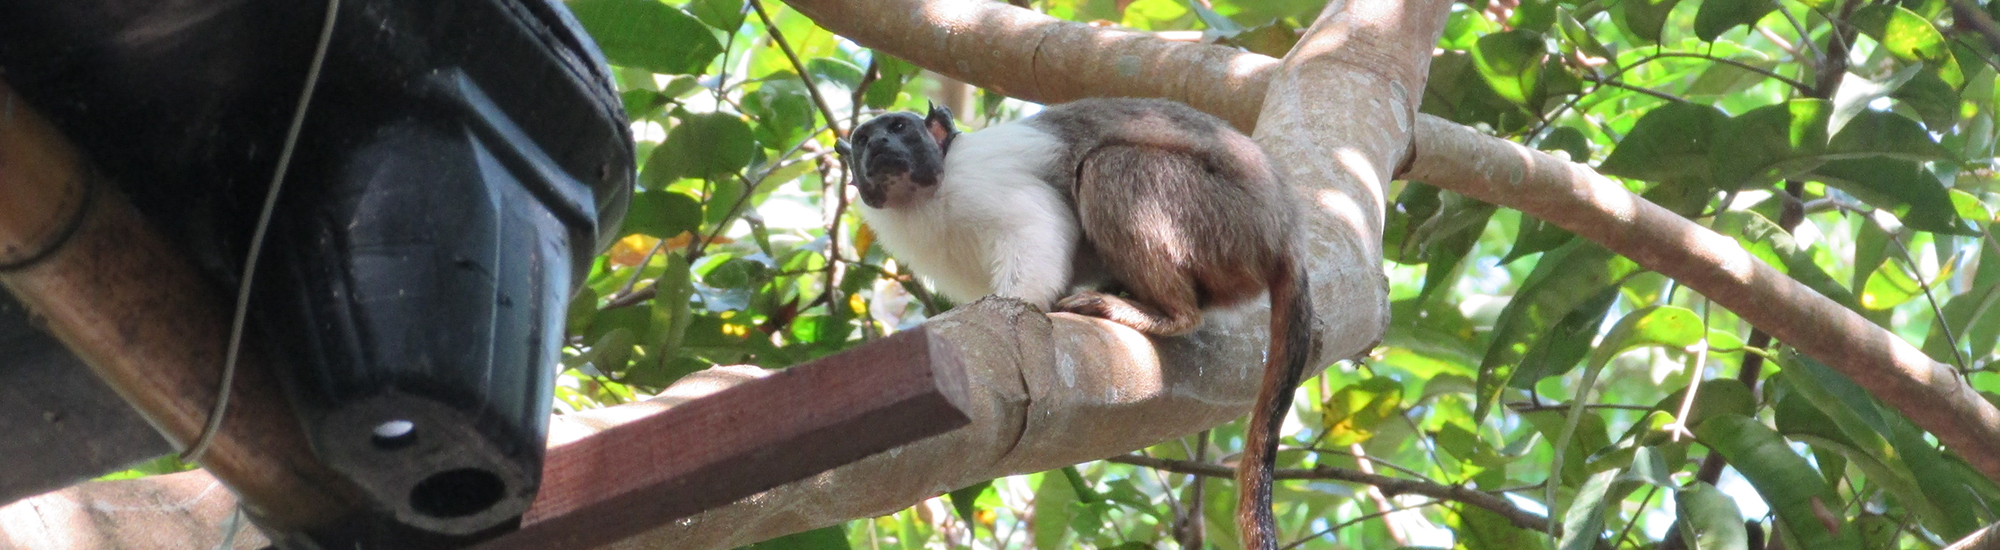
<box><xmin>1031</xmin><ymin>98</ymin><xmax>1312</xmax><ymax>550</ymax></box>
<box><xmin>1031</xmin><ymin>98</ymin><xmax>1299</xmax><ymax>332</ymax></box>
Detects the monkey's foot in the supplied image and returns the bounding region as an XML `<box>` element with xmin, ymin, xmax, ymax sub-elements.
<box><xmin>1054</xmin><ymin>291</ymin><xmax>1199</xmax><ymax>336</ymax></box>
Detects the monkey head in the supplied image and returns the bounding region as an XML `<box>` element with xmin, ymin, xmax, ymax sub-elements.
<box><xmin>845</xmin><ymin>104</ymin><xmax>958</xmax><ymax>208</ymax></box>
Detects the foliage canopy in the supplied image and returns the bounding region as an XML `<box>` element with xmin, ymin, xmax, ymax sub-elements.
<box><xmin>548</xmin><ymin>0</ymin><xmax>2000</xmax><ymax>548</ymax></box>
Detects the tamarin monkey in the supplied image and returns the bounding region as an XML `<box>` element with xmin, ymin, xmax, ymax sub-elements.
<box><xmin>846</xmin><ymin>97</ymin><xmax>1313</xmax><ymax>550</ymax></box>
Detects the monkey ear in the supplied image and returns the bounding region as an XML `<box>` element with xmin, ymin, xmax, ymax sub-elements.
<box><xmin>834</xmin><ymin>138</ymin><xmax>853</xmax><ymax>158</ymax></box>
<box><xmin>925</xmin><ymin>103</ymin><xmax>957</xmax><ymax>147</ymax></box>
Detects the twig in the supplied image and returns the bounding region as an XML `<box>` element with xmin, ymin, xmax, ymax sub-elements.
<box><xmin>1886</xmin><ymin>229</ymin><xmax>1970</xmax><ymax>371</ymax></box>
<box><xmin>1643</xmin><ymin>52</ymin><xmax>1813</xmax><ymax>92</ymax></box>
<box><xmin>1308</xmin><ymin>446</ymin><xmax>1437</xmax><ymax>481</ymax></box>
<box><xmin>1949</xmin><ymin>0</ymin><xmax>2000</xmax><ymax>54</ymax></box>
<box><xmin>1280</xmin><ymin>498</ymin><xmax>1443</xmax><ymax>550</ymax></box>
<box><xmin>1505</xmin><ymin>402</ymin><xmax>1656</xmax><ymax>413</ymax></box>
<box><xmin>1103</xmin><ymin>454</ymin><xmax>1557</xmax><ymax>535</ymax></box>
<box><xmin>750</xmin><ymin>0</ymin><xmax>847</xmax><ymax>140</ymax></box>
<box><xmin>1580</xmin><ymin>73</ymin><xmax>1687</xmax><ymax>103</ymax></box>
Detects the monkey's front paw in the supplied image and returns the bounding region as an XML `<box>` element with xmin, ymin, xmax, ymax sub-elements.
<box><xmin>1053</xmin><ymin>292</ymin><xmax>1115</xmax><ymax>319</ymax></box>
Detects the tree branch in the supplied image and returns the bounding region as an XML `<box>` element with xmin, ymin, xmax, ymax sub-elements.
<box><xmin>1404</xmin><ymin>115</ymin><xmax>2000</xmax><ymax>482</ymax></box>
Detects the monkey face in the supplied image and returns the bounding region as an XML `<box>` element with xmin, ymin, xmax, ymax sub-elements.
<box><xmin>848</xmin><ymin>106</ymin><xmax>956</xmax><ymax>208</ymax></box>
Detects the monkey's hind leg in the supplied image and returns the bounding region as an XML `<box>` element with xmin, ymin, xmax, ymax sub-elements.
<box><xmin>1055</xmin><ymin>290</ymin><xmax>1201</xmax><ymax>336</ymax></box>
<box><xmin>1057</xmin><ymin>144</ymin><xmax>1209</xmax><ymax>337</ymax></box>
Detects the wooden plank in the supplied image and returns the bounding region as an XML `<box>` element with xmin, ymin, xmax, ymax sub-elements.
<box><xmin>479</xmin><ymin>326</ymin><xmax>971</xmax><ymax>550</ymax></box>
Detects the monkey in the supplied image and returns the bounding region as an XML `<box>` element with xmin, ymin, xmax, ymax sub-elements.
<box><xmin>845</xmin><ymin>97</ymin><xmax>1313</xmax><ymax>550</ymax></box>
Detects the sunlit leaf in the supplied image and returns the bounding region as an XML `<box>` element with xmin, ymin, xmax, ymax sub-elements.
<box><xmin>1321</xmin><ymin>377</ymin><xmax>1406</xmax><ymax>445</ymax></box>
<box><xmin>1472</xmin><ymin>30</ymin><xmax>1547</xmax><ymax>105</ymax></box>
<box><xmin>569</xmin><ymin>0</ymin><xmax>724</xmax><ymax>75</ymax></box>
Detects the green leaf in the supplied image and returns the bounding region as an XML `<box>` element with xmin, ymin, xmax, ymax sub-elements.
<box><xmin>567</xmin><ymin>286</ymin><xmax>599</xmax><ymax>335</ymax></box>
<box><xmin>1475</xmin><ymin>240</ymin><xmax>1641</xmax><ymax>420</ymax></box>
<box><xmin>1710</xmin><ymin>210</ymin><xmax>1862</xmax><ymax>311</ymax></box>
<box><xmin>649</xmin><ymin>253</ymin><xmax>695</xmax><ymax>357</ymax></box>
<box><xmin>1546</xmin><ymin>305</ymin><xmax>1698</xmax><ymax>512</ymax></box>
<box><xmin>1498</xmin><ymin>217</ymin><xmax>1576</xmax><ymax>265</ymax></box>
<box><xmin>1892</xmin><ymin>69</ymin><xmax>1961</xmax><ymax>130</ymax></box>
<box><xmin>1454</xmin><ymin>504</ymin><xmax>1550</xmax><ymax>550</ymax></box>
<box><xmin>1033</xmin><ymin>472</ymin><xmax>1079</xmax><ymax>550</ymax></box>
<box><xmin>703</xmin><ymin>178</ymin><xmax>747</xmax><ymax>227</ymax></box>
<box><xmin>1884</xmin><ymin>414</ymin><xmax>1986</xmax><ymax>538</ymax></box>
<box><xmin>624</xmin><ymin>190</ymin><xmax>704</xmax><ymax>239</ymax></box>
<box><xmin>1509</xmin><ymin>284</ymin><xmax>1617</xmax><ymax>385</ymax></box>
<box><xmin>1413</xmin><ymin>193</ymin><xmax>1497</xmax><ymax>304</ymax></box>
<box><xmin>946</xmin><ymin>480</ymin><xmax>994</xmax><ymax>528</ymax></box>
<box><xmin>1386</xmin><ymin>182</ymin><xmax>1445</xmax><ymax>265</ymax></box>
<box><xmin>622</xmin><ymin>90</ymin><xmax>670</xmax><ymax>122</ymax></box>
<box><xmin>1421</xmin><ymin>51</ymin><xmax>1533</xmax><ymax>132</ymax></box>
<box><xmin>1674</xmin><ymin>482</ymin><xmax>1749</xmax><ymax>550</ymax></box>
<box><xmin>1923</xmin><ymin>280</ymin><xmax>2000</xmax><ymax>364</ymax></box>
<box><xmin>1322</xmin><ymin>377</ymin><xmax>1406</xmax><ymax>445</ymax></box>
<box><xmin>1555</xmin><ymin>8</ymin><xmax>1613</xmax><ymax>65</ymax></box>
<box><xmin>1694</xmin><ymin>415</ymin><xmax>1858</xmax><ymax>550</ymax></box>
<box><xmin>1616</xmin><ymin>0</ymin><xmax>1684</xmax><ymax>44</ymax></box>
<box><xmin>1598</xmin><ymin>103</ymin><xmax>1728</xmax><ymax>186</ymax></box>
<box><xmin>568</xmin><ymin>0</ymin><xmax>724</xmax><ymax>75</ymax></box>
<box><xmin>1686</xmin><ymin>54</ymin><xmax>1779</xmax><ymax>98</ymax></box>
<box><xmin>1810</xmin><ymin>158</ymin><xmax>1971</xmax><ymax>235</ymax></box>
<box><xmin>704</xmin><ymin>257</ymin><xmax>762</xmax><ymax>288</ymax></box>
<box><xmin>689</xmin><ymin>0</ymin><xmax>746</xmax><ymax>31</ymax></box>
<box><xmin>1652</xmin><ymin>380</ymin><xmax>1756</xmax><ymax>432</ymax></box>
<box><xmin>1851</xmin><ymin>5</ymin><xmax>1961</xmax><ymax>86</ymax></box>
<box><xmin>806</xmin><ymin>58</ymin><xmax>865</xmax><ymax>91</ymax></box>
<box><xmin>1509</xmin><ymin>0</ymin><xmax>1558</xmax><ymax>32</ymax></box>
<box><xmin>1234</xmin><ymin>21</ymin><xmax>1303</xmax><ymax>58</ymax></box>
<box><xmin>655</xmin><ymin>112</ymin><xmax>756</xmax><ymax>182</ymax></box>
<box><xmin>1711</xmin><ymin>99</ymin><xmax>1832</xmax><ymax>190</ymax></box>
<box><xmin>1537</xmin><ymin>126</ymin><xmax>1591</xmax><ymax>162</ymax></box>
<box><xmin>1472</xmin><ymin>30</ymin><xmax>1548</xmax><ymax>105</ymax></box>
<box><xmin>863</xmin><ymin>55</ymin><xmax>919</xmax><ymax>109</ymax></box>
<box><xmin>740</xmin><ymin>525</ymin><xmax>850</xmax><ymax>550</ymax></box>
<box><xmin>590</xmin><ymin>327</ymin><xmax>637</xmax><ymax>374</ymax></box>
<box><xmin>1558</xmin><ymin>470</ymin><xmax>1632</xmax><ymax>550</ymax></box>
<box><xmin>1693</xmin><ymin>0</ymin><xmax>1775</xmax><ymax>41</ymax></box>
<box><xmin>1441</xmin><ymin>8</ymin><xmax>1503</xmax><ymax>50</ymax></box>
<box><xmin>1826</xmin><ymin>110</ymin><xmax>1953</xmax><ymax>161</ymax></box>
<box><xmin>1525</xmin><ymin>410</ymin><xmax>1610</xmax><ymax>486</ymax></box>
<box><xmin>747</xmin><ymin>79</ymin><xmax>816</xmax><ymax>149</ymax></box>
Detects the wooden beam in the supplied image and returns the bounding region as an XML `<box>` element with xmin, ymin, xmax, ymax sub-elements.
<box><xmin>0</xmin><ymin>79</ymin><xmax>362</xmax><ymax>530</ymax></box>
<box><xmin>479</xmin><ymin>326</ymin><xmax>971</xmax><ymax>550</ymax></box>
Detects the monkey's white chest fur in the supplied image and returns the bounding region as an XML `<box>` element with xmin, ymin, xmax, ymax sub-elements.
<box><xmin>857</xmin><ymin>120</ymin><xmax>1079</xmax><ymax>308</ymax></box>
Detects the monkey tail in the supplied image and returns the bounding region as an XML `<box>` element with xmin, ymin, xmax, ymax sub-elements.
<box><xmin>1238</xmin><ymin>256</ymin><xmax>1314</xmax><ymax>550</ymax></box>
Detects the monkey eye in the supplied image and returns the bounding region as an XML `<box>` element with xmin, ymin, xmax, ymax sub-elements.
<box><xmin>889</xmin><ymin>119</ymin><xmax>907</xmax><ymax>132</ymax></box>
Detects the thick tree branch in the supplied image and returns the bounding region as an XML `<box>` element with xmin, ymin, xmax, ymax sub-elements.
<box><xmin>1403</xmin><ymin>116</ymin><xmax>2000</xmax><ymax>482</ymax></box>
<box><xmin>781</xmin><ymin>0</ymin><xmax>1280</xmax><ymax>130</ymax></box>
